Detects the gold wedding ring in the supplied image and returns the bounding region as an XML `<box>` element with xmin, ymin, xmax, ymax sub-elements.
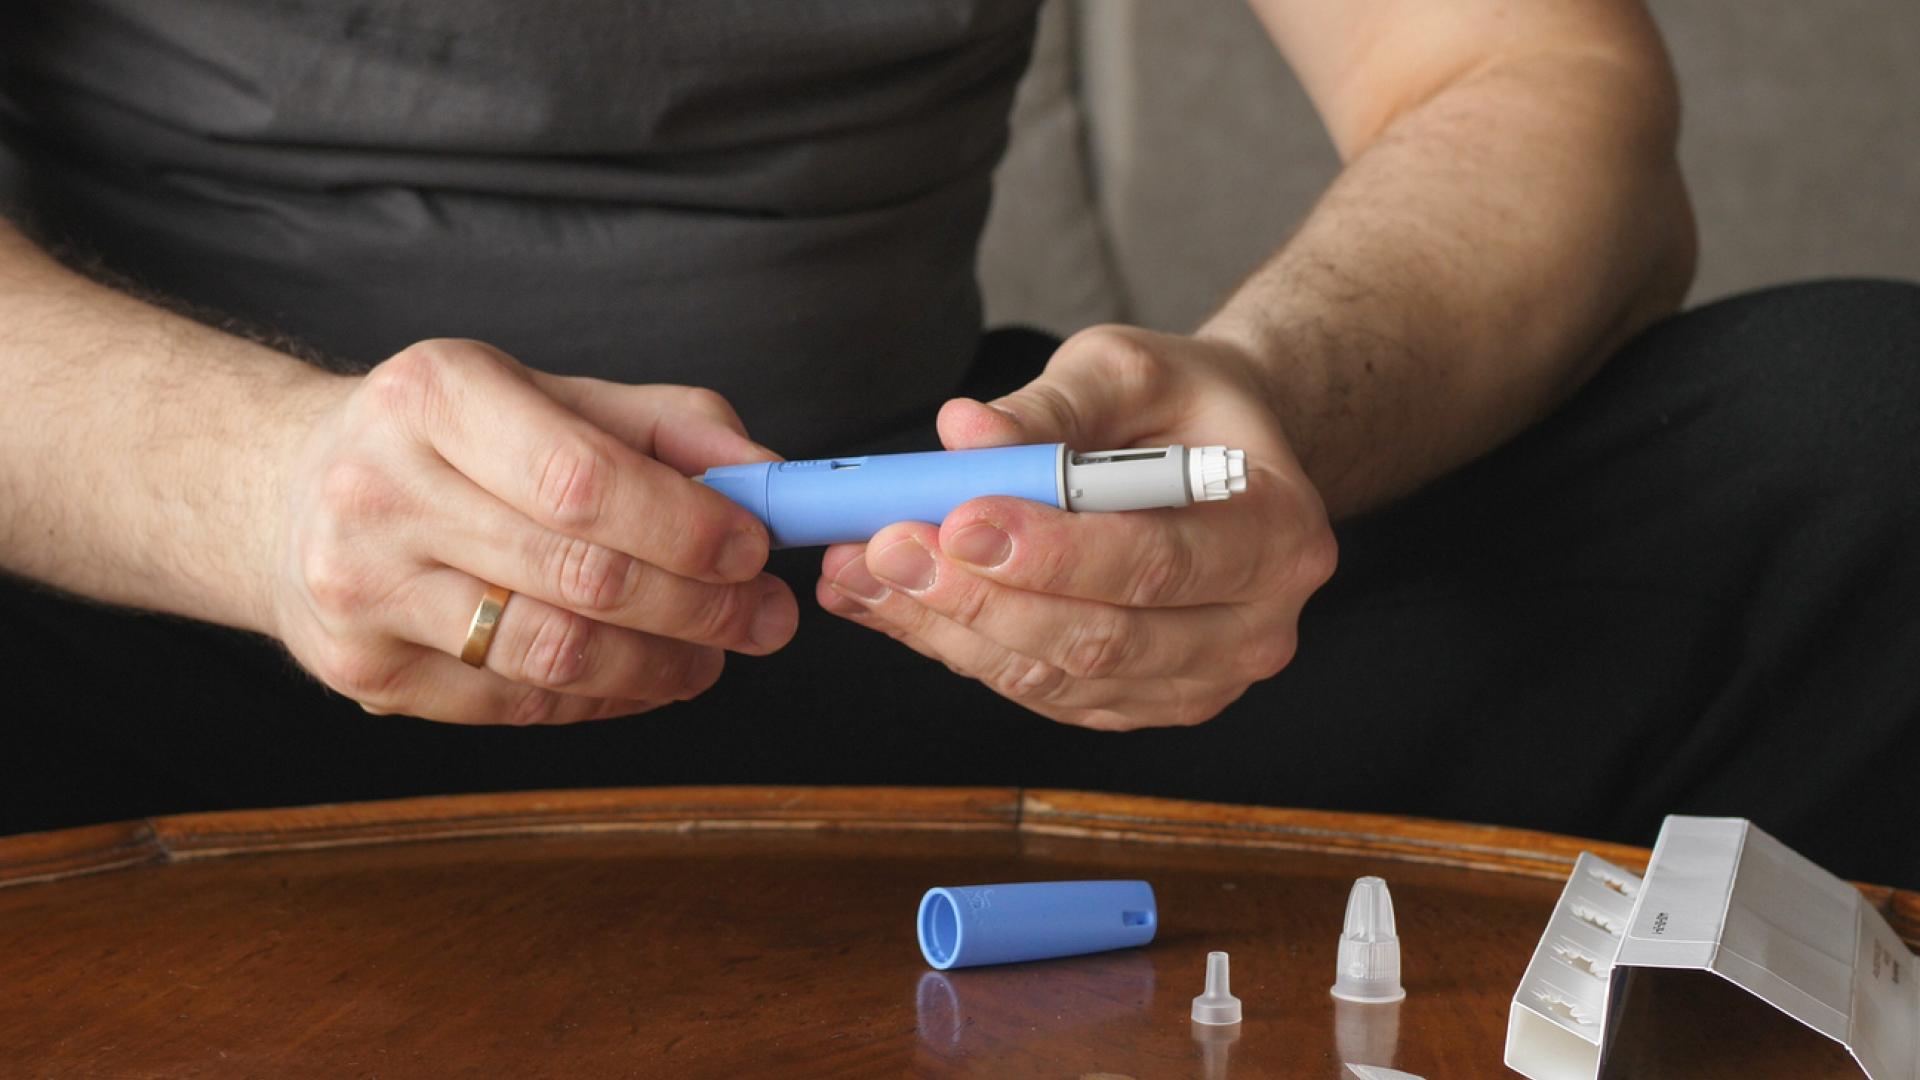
<box><xmin>460</xmin><ymin>583</ymin><xmax>513</xmax><ymax>667</ymax></box>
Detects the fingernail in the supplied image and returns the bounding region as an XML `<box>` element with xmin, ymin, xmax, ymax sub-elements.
<box><xmin>947</xmin><ymin>523</ymin><xmax>1011</xmax><ymax>568</ymax></box>
<box><xmin>717</xmin><ymin>529</ymin><xmax>766</xmax><ymax>581</ymax></box>
<box><xmin>869</xmin><ymin>538</ymin><xmax>937</xmax><ymax>592</ymax></box>
<box><xmin>749</xmin><ymin>588</ymin><xmax>797</xmax><ymax>651</ymax></box>
<box><xmin>831</xmin><ymin>557</ymin><xmax>890</xmax><ymax>603</ymax></box>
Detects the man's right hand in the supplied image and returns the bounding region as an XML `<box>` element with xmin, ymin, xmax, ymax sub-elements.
<box><xmin>267</xmin><ymin>338</ymin><xmax>794</xmax><ymax>725</ymax></box>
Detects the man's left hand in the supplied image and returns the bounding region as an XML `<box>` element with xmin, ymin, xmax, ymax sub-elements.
<box><xmin>817</xmin><ymin>325</ymin><xmax>1337</xmax><ymax>731</ymax></box>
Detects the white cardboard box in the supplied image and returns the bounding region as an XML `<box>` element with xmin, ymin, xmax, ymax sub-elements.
<box><xmin>1505</xmin><ymin>816</ymin><xmax>1917</xmax><ymax>1079</ymax></box>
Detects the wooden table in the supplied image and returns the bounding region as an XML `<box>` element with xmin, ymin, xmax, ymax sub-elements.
<box><xmin>2</xmin><ymin>788</ymin><xmax>1914</xmax><ymax>1078</ymax></box>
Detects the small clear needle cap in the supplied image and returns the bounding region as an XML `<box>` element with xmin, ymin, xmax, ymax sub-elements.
<box><xmin>1331</xmin><ymin>876</ymin><xmax>1406</xmax><ymax>1003</ymax></box>
<box><xmin>1190</xmin><ymin>951</ymin><xmax>1243</xmax><ymax>1025</ymax></box>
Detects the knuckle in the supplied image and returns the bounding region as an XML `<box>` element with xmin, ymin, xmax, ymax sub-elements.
<box><xmin>690</xmin><ymin>648</ymin><xmax>725</xmax><ymax>695</ymax></box>
<box><xmin>659</xmin><ymin>646</ymin><xmax>724</xmax><ymax>700</ymax></box>
<box><xmin>941</xmin><ymin>576</ymin><xmax>993</xmax><ymax>630</ymax></box>
<box><xmin>1171</xmin><ymin>698</ymin><xmax>1219</xmax><ymax>728</ymax></box>
<box><xmin>396</xmin><ymin>337</ymin><xmax>488</xmax><ymax>375</ymax></box>
<box><xmin>1061</xmin><ymin>325</ymin><xmax>1166</xmax><ymax>393</ymax></box>
<box><xmin>1023</xmin><ymin>535</ymin><xmax>1079</xmax><ymax>595</ymax></box>
<box><xmin>507</xmin><ymin>685</ymin><xmax>562</xmax><ymax>727</ymax></box>
<box><xmin>1125</xmin><ymin>542</ymin><xmax>1194</xmax><ymax>608</ymax></box>
<box><xmin>299</xmin><ymin>537</ymin><xmax>378</xmax><ymax>615</ymax></box>
<box><xmin>362</xmin><ymin>341</ymin><xmax>456</xmax><ymax>421</ymax></box>
<box><xmin>988</xmin><ymin>652</ymin><xmax>1071</xmax><ymax>706</ymax></box>
<box><xmin>533</xmin><ymin>437</ymin><xmax>617</xmax><ymax>532</ymax></box>
<box><xmin>549</xmin><ymin>534</ymin><xmax>639</xmax><ymax>613</ymax></box>
<box><xmin>836</xmin><ymin>593</ymin><xmax>919</xmax><ymax>644</ymax></box>
<box><xmin>1060</xmin><ymin>611</ymin><xmax>1134</xmax><ymax>680</ymax></box>
<box><xmin>318</xmin><ymin>643</ymin><xmax>401</xmax><ymax>703</ymax></box>
<box><xmin>1017</xmin><ymin>382</ymin><xmax>1081</xmax><ymax>437</ymax></box>
<box><xmin>315</xmin><ymin>457</ymin><xmax>405</xmax><ymax>527</ymax></box>
<box><xmin>686</xmin><ymin>583</ymin><xmax>753</xmax><ymax>644</ymax></box>
<box><xmin>1227</xmin><ymin>606</ymin><xmax>1299</xmax><ymax>678</ymax></box>
<box><xmin>1156</xmin><ymin>686</ymin><xmax>1225</xmax><ymax>729</ymax></box>
<box><xmin>678</xmin><ymin>512</ymin><xmax>742</xmax><ymax>576</ymax></box>
<box><xmin>1071</xmin><ymin>707</ymin><xmax>1138</xmax><ymax>733</ymax></box>
<box><xmin>678</xmin><ymin>386</ymin><xmax>741</xmax><ymax>426</ymax></box>
<box><xmin>1059</xmin><ymin>323</ymin><xmax>1141</xmax><ymax>361</ymax></box>
<box><xmin>1295</xmin><ymin>530</ymin><xmax>1340</xmax><ymax>590</ymax></box>
<box><xmin>515</xmin><ymin>607</ymin><xmax>596</xmax><ymax>688</ymax></box>
<box><xmin>1250</xmin><ymin>632</ymin><xmax>1299</xmax><ymax>679</ymax></box>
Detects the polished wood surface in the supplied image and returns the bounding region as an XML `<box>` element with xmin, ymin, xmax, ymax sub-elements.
<box><xmin>1</xmin><ymin>787</ymin><xmax>1912</xmax><ymax>1078</ymax></box>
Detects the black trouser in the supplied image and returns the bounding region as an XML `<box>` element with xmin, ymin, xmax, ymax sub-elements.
<box><xmin>7</xmin><ymin>280</ymin><xmax>1918</xmax><ymax>886</ymax></box>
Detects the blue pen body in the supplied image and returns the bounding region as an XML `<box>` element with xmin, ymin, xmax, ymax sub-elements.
<box><xmin>700</xmin><ymin>443</ymin><xmax>1065</xmax><ymax>548</ymax></box>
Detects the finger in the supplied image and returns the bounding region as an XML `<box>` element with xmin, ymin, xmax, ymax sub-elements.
<box><xmin>938</xmin><ymin>327</ymin><xmax>1190</xmax><ymax>451</ymax></box>
<box><xmin>818</xmin><ymin>561</ymin><xmax>1082</xmax><ymax>715</ymax></box>
<box><xmin>816</xmin><ymin>565</ymin><xmax>1230</xmax><ymax>730</ymax></box>
<box><xmin>353</xmin><ymin>644</ymin><xmax>662</xmax><ymax>726</ymax></box>
<box><xmin>413</xmin><ymin>460</ymin><xmax>797</xmax><ymax>653</ymax></box>
<box><xmin>536</xmin><ymin>375</ymin><xmax>783</xmax><ymax>475</ymax></box>
<box><xmin>850</xmin><ymin>523</ymin><xmax>1287</xmax><ymax>682</ymax></box>
<box><xmin>390</xmin><ymin>341</ymin><xmax>769</xmax><ymax>583</ymax></box>
<box><xmin>391</xmin><ymin>568</ymin><xmax>727</xmax><ymax>704</ymax></box>
<box><xmin>933</xmin><ymin>489</ymin><xmax>1323</xmax><ymax>609</ymax></box>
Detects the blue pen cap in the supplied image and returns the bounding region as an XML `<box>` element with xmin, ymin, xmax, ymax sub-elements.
<box><xmin>916</xmin><ymin>880</ymin><xmax>1158</xmax><ymax>970</ymax></box>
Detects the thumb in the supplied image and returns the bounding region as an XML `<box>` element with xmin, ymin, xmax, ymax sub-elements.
<box><xmin>938</xmin><ymin>326</ymin><xmax>1185</xmax><ymax>451</ymax></box>
<box><xmin>935</xmin><ymin>394</ymin><xmax>1034</xmax><ymax>451</ymax></box>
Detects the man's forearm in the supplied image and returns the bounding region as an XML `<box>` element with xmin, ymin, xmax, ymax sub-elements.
<box><xmin>0</xmin><ymin>221</ymin><xmax>340</xmax><ymax>631</ymax></box>
<box><xmin>1202</xmin><ymin>50</ymin><xmax>1695</xmax><ymax>518</ymax></box>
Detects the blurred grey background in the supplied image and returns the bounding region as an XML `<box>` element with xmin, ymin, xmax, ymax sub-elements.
<box><xmin>980</xmin><ymin>0</ymin><xmax>1920</xmax><ymax>335</ymax></box>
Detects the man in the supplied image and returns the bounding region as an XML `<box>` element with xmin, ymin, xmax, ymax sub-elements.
<box><xmin>3</xmin><ymin>2</ymin><xmax>1915</xmax><ymax>883</ymax></box>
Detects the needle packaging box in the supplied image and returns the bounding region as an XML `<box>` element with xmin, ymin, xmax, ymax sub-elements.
<box><xmin>1505</xmin><ymin>816</ymin><xmax>1918</xmax><ymax>1080</ymax></box>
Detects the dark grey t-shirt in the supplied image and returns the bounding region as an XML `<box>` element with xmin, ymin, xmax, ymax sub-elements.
<box><xmin>0</xmin><ymin>0</ymin><xmax>1040</xmax><ymax>455</ymax></box>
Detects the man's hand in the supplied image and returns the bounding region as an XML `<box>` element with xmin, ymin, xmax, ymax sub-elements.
<box><xmin>270</xmin><ymin>339</ymin><xmax>796</xmax><ymax>725</ymax></box>
<box><xmin>817</xmin><ymin>326</ymin><xmax>1336</xmax><ymax>731</ymax></box>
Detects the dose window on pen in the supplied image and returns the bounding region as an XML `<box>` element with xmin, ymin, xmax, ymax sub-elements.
<box><xmin>1071</xmin><ymin>450</ymin><xmax>1168</xmax><ymax>465</ymax></box>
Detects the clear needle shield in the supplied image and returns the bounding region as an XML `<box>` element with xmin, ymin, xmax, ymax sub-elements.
<box><xmin>1332</xmin><ymin>876</ymin><xmax>1406</xmax><ymax>1004</ymax></box>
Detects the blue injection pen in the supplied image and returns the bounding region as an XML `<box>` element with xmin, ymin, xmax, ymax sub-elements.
<box><xmin>699</xmin><ymin>443</ymin><xmax>1247</xmax><ymax>548</ymax></box>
